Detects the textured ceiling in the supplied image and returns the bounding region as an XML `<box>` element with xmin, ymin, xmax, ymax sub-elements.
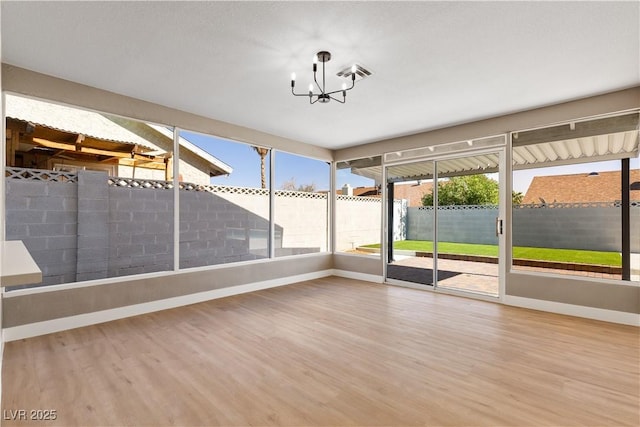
<box><xmin>2</xmin><ymin>1</ymin><xmax>638</xmax><ymax>150</ymax></box>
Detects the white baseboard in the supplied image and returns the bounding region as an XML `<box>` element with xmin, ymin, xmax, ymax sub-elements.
<box><xmin>6</xmin><ymin>271</ymin><xmax>636</xmax><ymax>342</ymax></box>
<box><xmin>332</xmin><ymin>269</ymin><xmax>383</xmax><ymax>283</ymax></box>
<box><xmin>3</xmin><ymin>270</ymin><xmax>333</xmax><ymax>342</ymax></box>
<box><xmin>504</xmin><ymin>295</ymin><xmax>640</xmax><ymax>326</ymax></box>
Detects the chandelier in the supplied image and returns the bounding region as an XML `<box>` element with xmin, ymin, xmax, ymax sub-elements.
<box><xmin>290</xmin><ymin>51</ymin><xmax>356</xmax><ymax>104</ymax></box>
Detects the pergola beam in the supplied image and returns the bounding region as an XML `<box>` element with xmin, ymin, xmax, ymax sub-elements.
<box><xmin>118</xmin><ymin>158</ymin><xmax>166</xmax><ymax>170</ymax></box>
<box><xmin>513</xmin><ymin>113</ymin><xmax>639</xmax><ymax>147</ymax></box>
<box><xmin>29</xmin><ymin>137</ymin><xmax>167</xmax><ymax>170</ymax></box>
<box><xmin>31</xmin><ymin>137</ymin><xmax>164</xmax><ymax>162</ymax></box>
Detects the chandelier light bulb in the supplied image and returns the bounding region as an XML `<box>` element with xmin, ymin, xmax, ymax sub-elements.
<box><xmin>342</xmin><ymin>82</ymin><xmax>347</xmax><ymax>90</ymax></box>
<box><xmin>291</xmin><ymin>72</ymin><xmax>296</xmax><ymax>81</ymax></box>
<box><xmin>351</xmin><ymin>64</ymin><xmax>357</xmax><ymax>74</ymax></box>
<box><xmin>313</xmin><ymin>54</ymin><xmax>318</xmax><ymax>64</ymax></box>
<box><xmin>308</xmin><ymin>83</ymin><xmax>313</xmax><ymax>93</ymax></box>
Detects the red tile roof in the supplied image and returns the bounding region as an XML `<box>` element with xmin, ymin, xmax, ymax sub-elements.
<box><xmin>391</xmin><ymin>182</ymin><xmax>434</xmax><ymax>207</ymax></box>
<box><xmin>337</xmin><ymin>186</ymin><xmax>380</xmax><ymax>197</ymax></box>
<box><xmin>338</xmin><ymin>182</ymin><xmax>433</xmax><ymax>207</ymax></box>
<box><xmin>522</xmin><ymin>169</ymin><xmax>640</xmax><ymax>204</ymax></box>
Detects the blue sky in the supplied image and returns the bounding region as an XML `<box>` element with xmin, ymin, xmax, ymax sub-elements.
<box><xmin>182</xmin><ymin>131</ymin><xmax>639</xmax><ymax>194</ymax></box>
<box><xmin>181</xmin><ymin>131</ymin><xmax>331</xmax><ymax>190</ymax></box>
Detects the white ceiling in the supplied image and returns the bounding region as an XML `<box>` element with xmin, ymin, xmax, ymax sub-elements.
<box><xmin>1</xmin><ymin>1</ymin><xmax>638</xmax><ymax>150</ymax></box>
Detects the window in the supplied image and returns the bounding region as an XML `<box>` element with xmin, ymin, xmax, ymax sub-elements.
<box><xmin>335</xmin><ymin>157</ymin><xmax>382</xmax><ymax>256</ymax></box>
<box><xmin>274</xmin><ymin>151</ymin><xmax>330</xmax><ymax>256</ymax></box>
<box><xmin>178</xmin><ymin>130</ymin><xmax>271</xmax><ymax>268</ymax></box>
<box><xmin>5</xmin><ymin>94</ymin><xmax>174</xmax><ymax>288</ymax></box>
<box><xmin>511</xmin><ymin>114</ymin><xmax>639</xmax><ymax>282</ymax></box>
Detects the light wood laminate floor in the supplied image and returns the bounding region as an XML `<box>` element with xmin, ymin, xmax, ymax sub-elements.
<box><xmin>2</xmin><ymin>277</ymin><xmax>639</xmax><ymax>426</ymax></box>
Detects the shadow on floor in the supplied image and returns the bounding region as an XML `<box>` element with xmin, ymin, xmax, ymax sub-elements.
<box><xmin>387</xmin><ymin>264</ymin><xmax>461</xmax><ymax>285</ymax></box>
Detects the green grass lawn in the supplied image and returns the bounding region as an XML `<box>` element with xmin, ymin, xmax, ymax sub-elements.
<box><xmin>362</xmin><ymin>240</ymin><xmax>622</xmax><ymax>266</ymax></box>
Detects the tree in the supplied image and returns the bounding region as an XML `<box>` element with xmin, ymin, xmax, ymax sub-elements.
<box><xmin>252</xmin><ymin>146</ymin><xmax>269</xmax><ymax>189</ymax></box>
<box><xmin>281</xmin><ymin>177</ymin><xmax>297</xmax><ymax>191</ymax></box>
<box><xmin>281</xmin><ymin>177</ymin><xmax>317</xmax><ymax>192</ymax></box>
<box><xmin>422</xmin><ymin>175</ymin><xmax>525</xmax><ymax>206</ymax></box>
<box><xmin>422</xmin><ymin>175</ymin><xmax>498</xmax><ymax>206</ymax></box>
<box><xmin>512</xmin><ymin>191</ymin><xmax>524</xmax><ymax>205</ymax></box>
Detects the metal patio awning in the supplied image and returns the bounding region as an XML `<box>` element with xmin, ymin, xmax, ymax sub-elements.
<box><xmin>349</xmin><ymin>113</ymin><xmax>639</xmax><ymax>183</ymax></box>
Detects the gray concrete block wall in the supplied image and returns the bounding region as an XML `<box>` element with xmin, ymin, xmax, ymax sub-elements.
<box><xmin>8</xmin><ymin>175</ymin><xmax>331</xmax><ymax>285</ymax></box>
<box><xmin>7</xmin><ymin>172</ymin><xmax>638</xmax><ymax>289</ymax></box>
<box><xmin>407</xmin><ymin>205</ymin><xmax>640</xmax><ymax>252</ymax></box>
<box><xmin>108</xmin><ymin>186</ymin><xmax>174</xmax><ymax>278</ymax></box>
<box><xmin>512</xmin><ymin>207</ymin><xmax>640</xmax><ymax>252</ymax></box>
<box><xmin>5</xmin><ymin>179</ymin><xmax>78</xmax><ymax>287</ymax></box>
<box><xmin>440</xmin><ymin>208</ymin><xmax>499</xmax><ymax>246</ymax></box>
<box><xmin>406</xmin><ymin>208</ymin><xmax>434</xmax><ymax>242</ymax></box>
<box><xmin>407</xmin><ymin>207</ymin><xmax>498</xmax><ymax>245</ymax></box>
<box><xmin>6</xmin><ymin>174</ymin><xmax>176</xmax><ymax>288</ymax></box>
<box><xmin>77</xmin><ymin>171</ymin><xmax>109</xmax><ymax>281</ymax></box>
<box><xmin>179</xmin><ymin>191</ymin><xmax>271</xmax><ymax>269</ymax></box>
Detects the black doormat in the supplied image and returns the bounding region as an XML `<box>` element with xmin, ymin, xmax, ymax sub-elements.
<box><xmin>387</xmin><ymin>264</ymin><xmax>461</xmax><ymax>285</ymax></box>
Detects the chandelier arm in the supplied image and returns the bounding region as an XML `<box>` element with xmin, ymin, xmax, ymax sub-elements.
<box><xmin>292</xmin><ymin>88</ymin><xmax>319</xmax><ymax>97</ymax></box>
<box><xmin>325</xmin><ymin>87</ymin><xmax>353</xmax><ymax>96</ymax></box>
<box><xmin>313</xmin><ymin>72</ymin><xmax>324</xmax><ymax>94</ymax></box>
<box><xmin>328</xmin><ymin>95</ymin><xmax>346</xmax><ymax>104</ymax></box>
<box><xmin>325</xmin><ymin>79</ymin><xmax>355</xmax><ymax>96</ymax></box>
<box><xmin>326</xmin><ymin>82</ymin><xmax>356</xmax><ymax>95</ymax></box>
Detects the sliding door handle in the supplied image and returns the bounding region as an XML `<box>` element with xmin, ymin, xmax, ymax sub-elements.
<box><xmin>495</xmin><ymin>217</ymin><xmax>503</xmax><ymax>236</ymax></box>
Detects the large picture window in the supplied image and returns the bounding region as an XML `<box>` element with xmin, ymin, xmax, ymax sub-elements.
<box><xmin>3</xmin><ymin>94</ymin><xmax>335</xmax><ymax>290</ymax></box>
<box><xmin>274</xmin><ymin>151</ymin><xmax>330</xmax><ymax>256</ymax></box>
<box><xmin>335</xmin><ymin>157</ymin><xmax>382</xmax><ymax>257</ymax></box>
<box><xmin>511</xmin><ymin>114</ymin><xmax>639</xmax><ymax>282</ymax></box>
<box><xmin>5</xmin><ymin>94</ymin><xmax>175</xmax><ymax>288</ymax></box>
<box><xmin>178</xmin><ymin>130</ymin><xmax>270</xmax><ymax>268</ymax></box>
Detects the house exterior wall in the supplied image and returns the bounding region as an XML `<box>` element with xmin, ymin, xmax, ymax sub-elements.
<box><xmin>116</xmin><ymin>154</ymin><xmax>209</xmax><ymax>185</ymax></box>
<box><xmin>178</xmin><ymin>150</ymin><xmax>217</xmax><ymax>185</ymax></box>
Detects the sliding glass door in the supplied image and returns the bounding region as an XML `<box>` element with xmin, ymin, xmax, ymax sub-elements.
<box><xmin>386</xmin><ymin>160</ymin><xmax>435</xmax><ymax>286</ymax></box>
<box><xmin>434</xmin><ymin>152</ymin><xmax>502</xmax><ymax>297</ymax></box>
<box><xmin>384</xmin><ymin>141</ymin><xmax>505</xmax><ymax>298</ymax></box>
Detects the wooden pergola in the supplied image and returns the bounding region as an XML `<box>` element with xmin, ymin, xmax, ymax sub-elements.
<box><xmin>5</xmin><ymin>117</ymin><xmax>173</xmax><ymax>180</ymax></box>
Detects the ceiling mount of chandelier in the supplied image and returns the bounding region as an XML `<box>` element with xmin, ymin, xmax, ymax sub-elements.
<box><xmin>290</xmin><ymin>51</ymin><xmax>356</xmax><ymax>104</ymax></box>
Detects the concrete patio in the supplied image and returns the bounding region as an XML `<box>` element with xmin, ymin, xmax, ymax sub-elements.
<box><xmin>387</xmin><ymin>253</ymin><xmax>638</xmax><ymax>296</ymax></box>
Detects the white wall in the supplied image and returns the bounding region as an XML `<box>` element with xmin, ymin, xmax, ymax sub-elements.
<box><xmin>335</xmin><ymin>196</ymin><xmax>382</xmax><ymax>251</ymax></box>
